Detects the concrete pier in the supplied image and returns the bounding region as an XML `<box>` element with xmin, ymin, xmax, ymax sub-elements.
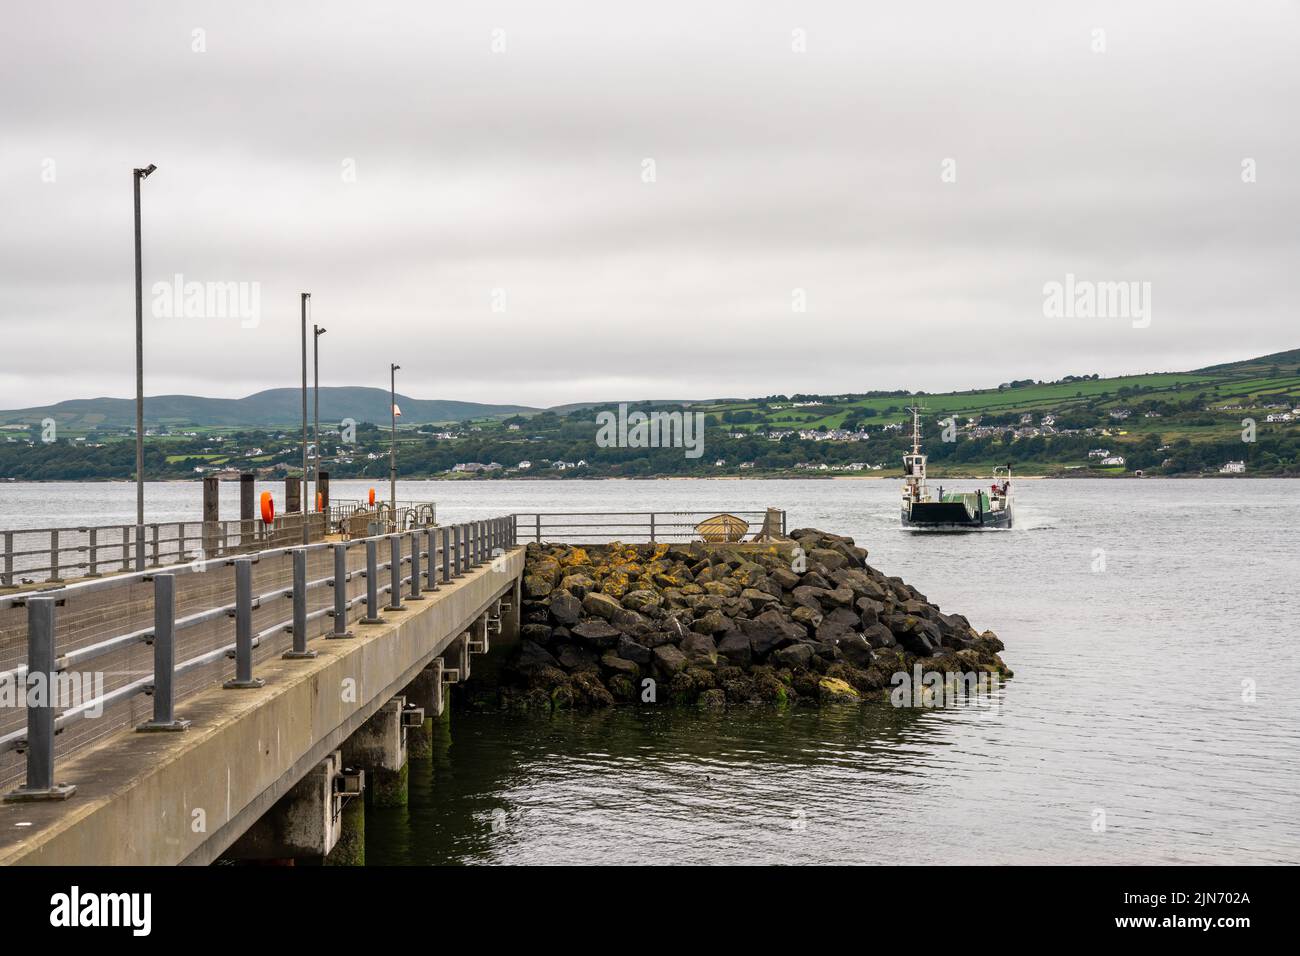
<box><xmin>0</xmin><ymin>544</ymin><xmax>523</xmax><ymax>865</ymax></box>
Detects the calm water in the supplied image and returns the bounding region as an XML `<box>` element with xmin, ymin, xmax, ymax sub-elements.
<box><xmin>3</xmin><ymin>478</ymin><xmax>1298</xmax><ymax>864</ymax></box>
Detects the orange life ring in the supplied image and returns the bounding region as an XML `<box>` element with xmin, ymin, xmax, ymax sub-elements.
<box><xmin>368</xmin><ymin>487</ymin><xmax>376</xmax><ymax>506</ymax></box>
<box><xmin>260</xmin><ymin>491</ymin><xmax>275</xmax><ymax>524</ymax></box>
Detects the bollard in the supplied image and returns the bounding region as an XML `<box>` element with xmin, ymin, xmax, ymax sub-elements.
<box><xmin>408</xmin><ymin>531</ymin><xmax>425</xmax><ymax>600</ymax></box>
<box><xmin>360</xmin><ymin>538</ymin><xmax>382</xmax><ymax>623</ymax></box>
<box><xmin>138</xmin><ymin>573</ymin><xmax>190</xmax><ymax>731</ymax></box>
<box><xmin>330</xmin><ymin>543</ymin><xmax>354</xmax><ymax>638</ymax></box>
<box><xmin>224</xmin><ymin>558</ymin><xmax>265</xmax><ymax>689</ymax></box>
<box><xmin>387</xmin><ymin>536</ymin><xmax>404</xmax><ymax>611</ymax></box>
<box><xmin>284</xmin><ymin>548</ymin><xmax>317</xmax><ymax>659</ymax></box>
<box><xmin>4</xmin><ymin>597</ymin><xmax>76</xmax><ymax>801</ymax></box>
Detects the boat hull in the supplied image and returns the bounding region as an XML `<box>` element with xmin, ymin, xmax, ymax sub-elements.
<box><xmin>902</xmin><ymin>501</ymin><xmax>1012</xmax><ymax>530</ymax></box>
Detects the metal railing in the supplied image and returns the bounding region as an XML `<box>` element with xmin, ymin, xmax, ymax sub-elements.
<box><xmin>0</xmin><ymin>514</ymin><xmax>517</xmax><ymax>798</ymax></box>
<box><xmin>0</xmin><ymin>502</ymin><xmax>438</xmax><ymax>588</ymax></box>
<box><xmin>512</xmin><ymin>509</ymin><xmax>787</xmax><ymax>543</ymax></box>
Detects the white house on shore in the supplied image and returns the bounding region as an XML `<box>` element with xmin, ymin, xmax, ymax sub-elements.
<box><xmin>1220</xmin><ymin>460</ymin><xmax>1246</xmax><ymax>474</ymax></box>
<box><xmin>1101</xmin><ymin>455</ymin><xmax>1126</xmax><ymax>467</ymax></box>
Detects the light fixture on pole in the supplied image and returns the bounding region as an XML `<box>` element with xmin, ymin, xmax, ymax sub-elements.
<box><xmin>390</xmin><ymin>363</ymin><xmax>400</xmax><ymax>525</ymax></box>
<box><xmin>313</xmin><ymin>325</ymin><xmax>326</xmax><ymax>510</ymax></box>
<box><xmin>132</xmin><ymin>163</ymin><xmax>157</xmax><ymax>571</ymax></box>
<box><xmin>300</xmin><ymin>293</ymin><xmax>310</xmax><ymax>545</ymax></box>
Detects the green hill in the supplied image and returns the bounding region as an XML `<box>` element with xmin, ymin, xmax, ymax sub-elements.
<box><xmin>0</xmin><ymin>388</ymin><xmax>539</xmax><ymax>431</ymax></box>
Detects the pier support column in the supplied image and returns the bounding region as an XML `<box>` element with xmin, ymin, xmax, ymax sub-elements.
<box><xmin>224</xmin><ymin>751</ymin><xmax>345</xmax><ymax>863</ymax></box>
<box><xmin>325</xmin><ymin>791</ymin><xmax>365</xmax><ymax>866</ymax></box>
<box><xmin>342</xmin><ymin>698</ymin><xmax>409</xmax><ymax>808</ymax></box>
<box><xmin>402</xmin><ymin>661</ymin><xmax>444</xmax><ymax>760</ymax></box>
<box><xmin>202</xmin><ymin>476</ymin><xmax>219</xmax><ymax>559</ymax></box>
<box><xmin>441</xmin><ymin>633</ymin><xmax>471</xmax><ymax>683</ymax></box>
<box><xmin>502</xmin><ymin>575</ymin><xmax>522</xmax><ymax>643</ymax></box>
<box><xmin>240</xmin><ymin>472</ymin><xmax>255</xmax><ymax>546</ymax></box>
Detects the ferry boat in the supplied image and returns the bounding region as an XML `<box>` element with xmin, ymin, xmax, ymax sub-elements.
<box><xmin>900</xmin><ymin>407</ymin><xmax>1013</xmax><ymax>530</ymax></box>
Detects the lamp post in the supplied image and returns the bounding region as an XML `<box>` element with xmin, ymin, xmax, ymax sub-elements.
<box><xmin>313</xmin><ymin>325</ymin><xmax>326</xmax><ymax>508</ymax></box>
<box><xmin>133</xmin><ymin>163</ymin><xmax>157</xmax><ymax>571</ymax></box>
<box><xmin>390</xmin><ymin>363</ymin><xmax>400</xmax><ymax>526</ymax></box>
<box><xmin>300</xmin><ymin>293</ymin><xmax>310</xmax><ymax>545</ymax></box>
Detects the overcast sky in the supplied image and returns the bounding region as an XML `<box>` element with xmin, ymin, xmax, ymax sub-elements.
<box><xmin>2</xmin><ymin>0</ymin><xmax>1297</xmax><ymax>410</ymax></box>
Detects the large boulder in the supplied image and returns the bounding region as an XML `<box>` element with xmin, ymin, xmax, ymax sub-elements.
<box><xmin>571</xmin><ymin>619</ymin><xmax>621</xmax><ymax>649</ymax></box>
<box><xmin>680</xmin><ymin>633</ymin><xmax>719</xmax><ymax>665</ymax></box>
<box><xmin>582</xmin><ymin>592</ymin><xmax>624</xmax><ymax>621</ymax></box>
<box><xmin>523</xmin><ymin>574</ymin><xmax>554</xmax><ymax>598</ymax></box>
<box><xmin>692</xmin><ymin>609</ymin><xmax>736</xmax><ymax>636</ymax></box>
<box><xmin>549</xmin><ymin>590</ymin><xmax>583</xmax><ymax>626</ymax></box>
<box><xmin>622</xmin><ymin>589</ymin><xmax>663</xmax><ymax>612</ymax></box>
<box><xmin>773</xmin><ymin>643</ymin><xmax>815</xmax><ymax>669</ymax></box>
<box><xmin>717</xmin><ymin>632</ymin><xmax>753</xmax><ymax>667</ymax></box>
<box><xmin>808</xmin><ymin>548</ymin><xmax>848</xmax><ymax>572</ymax></box>
<box><xmin>791</xmin><ymin>585</ymin><xmax>830</xmax><ymax>612</ymax></box>
<box><xmin>559</xmin><ymin>573</ymin><xmax>597</xmax><ymax>598</ymax></box>
<box><xmin>520</xmin><ymin>623</ymin><xmax>554</xmax><ymax>645</ymax></box>
<box><xmin>653</xmin><ymin>644</ymin><xmax>688</xmax><ymax>676</ymax></box>
<box><xmin>555</xmin><ymin>644</ymin><xmax>597</xmax><ymax>671</ymax></box>
<box><xmin>616</xmin><ymin>635</ymin><xmax>653</xmax><ymax>665</ymax></box>
<box><xmin>516</xmin><ymin>640</ymin><xmax>559</xmax><ymax>671</ymax></box>
<box><xmin>741</xmin><ymin>609</ymin><xmax>805</xmax><ymax>657</ymax></box>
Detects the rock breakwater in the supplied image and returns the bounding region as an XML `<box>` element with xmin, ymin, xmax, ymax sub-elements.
<box><xmin>485</xmin><ymin>529</ymin><xmax>1010</xmax><ymax>710</ymax></box>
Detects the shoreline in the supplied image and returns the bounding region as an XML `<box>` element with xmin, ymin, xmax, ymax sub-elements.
<box><xmin>0</xmin><ymin>473</ymin><xmax>1283</xmax><ymax>485</ymax></box>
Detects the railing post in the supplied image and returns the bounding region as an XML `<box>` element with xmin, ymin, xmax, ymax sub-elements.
<box><xmin>452</xmin><ymin>525</ymin><xmax>462</xmax><ymax>577</ymax></box>
<box><xmin>535</xmin><ymin>513</ymin><xmax>541</xmax><ymax>543</ymax></box>
<box><xmin>387</xmin><ymin>536</ymin><xmax>404</xmax><ymax>611</ymax></box>
<box><xmin>151</xmin><ymin>524</ymin><xmax>160</xmax><ymax>567</ymax></box>
<box><xmin>178</xmin><ymin>523</ymin><xmax>186</xmax><ymax>562</ymax></box>
<box><xmin>329</xmin><ymin>543</ymin><xmax>354</xmax><ymax>638</ymax></box>
<box><xmin>360</xmin><ymin>538</ymin><xmax>382</xmax><ymax>623</ymax></box>
<box><xmin>49</xmin><ymin>529</ymin><xmax>60</xmax><ymax>583</ymax></box>
<box><xmin>87</xmin><ymin>528</ymin><xmax>100</xmax><ymax>578</ymax></box>
<box><xmin>224</xmin><ymin>558</ymin><xmax>264</xmax><ymax>688</ymax></box>
<box><xmin>408</xmin><ymin>531</ymin><xmax>424</xmax><ymax>600</ymax></box>
<box><xmin>122</xmin><ymin>524</ymin><xmax>131</xmax><ymax>573</ymax></box>
<box><xmin>426</xmin><ymin>527</ymin><xmax>438</xmax><ymax>592</ymax></box>
<box><xmin>1</xmin><ymin>530</ymin><xmax>12</xmax><ymax>587</ymax></box>
<box><xmin>284</xmin><ymin>548</ymin><xmax>317</xmax><ymax>659</ymax></box>
<box><xmin>4</xmin><ymin>597</ymin><xmax>76</xmax><ymax>801</ymax></box>
<box><xmin>138</xmin><ymin>573</ymin><xmax>190</xmax><ymax>731</ymax></box>
<box><xmin>440</xmin><ymin>526</ymin><xmax>450</xmax><ymax>583</ymax></box>
<box><xmin>650</xmin><ymin>513</ymin><xmax>656</xmax><ymax>542</ymax></box>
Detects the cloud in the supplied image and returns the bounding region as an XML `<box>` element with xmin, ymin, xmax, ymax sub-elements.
<box><xmin>1</xmin><ymin>0</ymin><xmax>1297</xmax><ymax>408</ymax></box>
